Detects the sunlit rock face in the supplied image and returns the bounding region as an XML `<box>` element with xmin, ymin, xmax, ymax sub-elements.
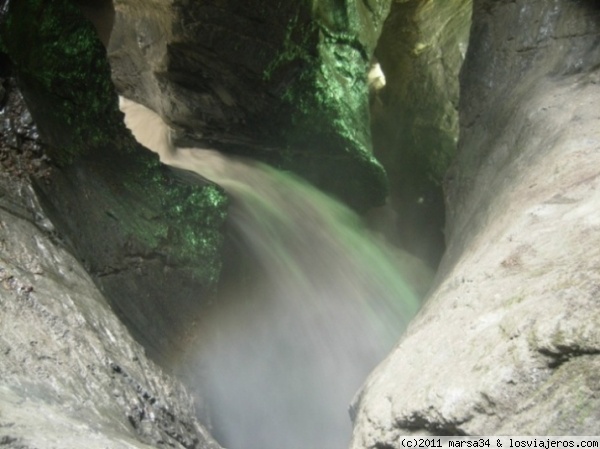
<box><xmin>108</xmin><ymin>0</ymin><xmax>391</xmax><ymax>211</ymax></box>
<box><xmin>351</xmin><ymin>0</ymin><xmax>600</xmax><ymax>442</ymax></box>
<box><xmin>370</xmin><ymin>0</ymin><xmax>471</xmax><ymax>267</ymax></box>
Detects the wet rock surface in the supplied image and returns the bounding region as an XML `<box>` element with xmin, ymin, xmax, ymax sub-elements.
<box><xmin>0</xmin><ymin>176</ymin><xmax>222</xmax><ymax>449</ymax></box>
<box><xmin>0</xmin><ymin>40</ymin><xmax>219</xmax><ymax>449</ymax></box>
<box><xmin>350</xmin><ymin>0</ymin><xmax>600</xmax><ymax>442</ymax></box>
<box><xmin>0</xmin><ymin>77</ymin><xmax>51</xmax><ymax>182</ymax></box>
<box><xmin>0</xmin><ymin>27</ymin><xmax>224</xmax><ymax>447</ymax></box>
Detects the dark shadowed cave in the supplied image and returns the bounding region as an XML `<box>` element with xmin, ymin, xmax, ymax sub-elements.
<box><xmin>1</xmin><ymin>1</ymin><xmax>600</xmax><ymax>448</ymax></box>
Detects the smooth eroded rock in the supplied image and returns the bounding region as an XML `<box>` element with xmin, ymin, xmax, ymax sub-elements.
<box><xmin>370</xmin><ymin>0</ymin><xmax>471</xmax><ymax>266</ymax></box>
<box><xmin>351</xmin><ymin>0</ymin><xmax>600</xmax><ymax>442</ymax></box>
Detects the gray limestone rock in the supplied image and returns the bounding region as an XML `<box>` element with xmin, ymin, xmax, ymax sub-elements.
<box><xmin>0</xmin><ymin>176</ymin><xmax>222</xmax><ymax>449</ymax></box>
<box><xmin>350</xmin><ymin>0</ymin><xmax>600</xmax><ymax>443</ymax></box>
<box><xmin>371</xmin><ymin>0</ymin><xmax>471</xmax><ymax>266</ymax></box>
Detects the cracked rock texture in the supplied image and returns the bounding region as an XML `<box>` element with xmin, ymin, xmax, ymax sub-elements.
<box><xmin>0</xmin><ymin>176</ymin><xmax>222</xmax><ymax>449</ymax></box>
<box><xmin>350</xmin><ymin>0</ymin><xmax>600</xmax><ymax>443</ymax></box>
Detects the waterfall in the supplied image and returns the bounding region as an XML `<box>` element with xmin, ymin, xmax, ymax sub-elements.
<box><xmin>120</xmin><ymin>98</ymin><xmax>424</xmax><ymax>449</ymax></box>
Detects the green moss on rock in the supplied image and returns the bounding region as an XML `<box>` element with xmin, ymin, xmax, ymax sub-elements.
<box><xmin>1</xmin><ymin>0</ymin><xmax>119</xmax><ymax>164</ymax></box>
<box><xmin>260</xmin><ymin>0</ymin><xmax>391</xmax><ymax>210</ymax></box>
<box><xmin>0</xmin><ymin>0</ymin><xmax>228</xmax><ymax>355</ymax></box>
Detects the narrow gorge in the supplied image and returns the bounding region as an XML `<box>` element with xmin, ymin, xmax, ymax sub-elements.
<box><xmin>0</xmin><ymin>1</ymin><xmax>599</xmax><ymax>448</ymax></box>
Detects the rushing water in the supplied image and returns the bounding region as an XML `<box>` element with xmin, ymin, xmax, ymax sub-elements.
<box><xmin>120</xmin><ymin>98</ymin><xmax>423</xmax><ymax>449</ymax></box>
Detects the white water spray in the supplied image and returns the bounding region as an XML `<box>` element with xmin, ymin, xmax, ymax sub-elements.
<box><xmin>120</xmin><ymin>98</ymin><xmax>424</xmax><ymax>449</ymax></box>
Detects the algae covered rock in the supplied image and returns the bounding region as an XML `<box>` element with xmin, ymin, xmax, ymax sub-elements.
<box><xmin>0</xmin><ymin>0</ymin><xmax>228</xmax><ymax>363</ymax></box>
<box><xmin>109</xmin><ymin>0</ymin><xmax>391</xmax><ymax>211</ymax></box>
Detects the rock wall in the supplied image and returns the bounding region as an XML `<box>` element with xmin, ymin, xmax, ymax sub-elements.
<box><xmin>3</xmin><ymin>0</ymin><xmax>600</xmax><ymax>446</ymax></box>
<box><xmin>0</xmin><ymin>175</ymin><xmax>222</xmax><ymax>448</ymax></box>
<box><xmin>370</xmin><ymin>0</ymin><xmax>471</xmax><ymax>266</ymax></box>
<box><xmin>108</xmin><ymin>0</ymin><xmax>391</xmax><ymax>211</ymax></box>
<box><xmin>350</xmin><ymin>0</ymin><xmax>600</xmax><ymax>442</ymax></box>
<box><xmin>0</xmin><ymin>0</ymin><xmax>228</xmax><ymax>364</ymax></box>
